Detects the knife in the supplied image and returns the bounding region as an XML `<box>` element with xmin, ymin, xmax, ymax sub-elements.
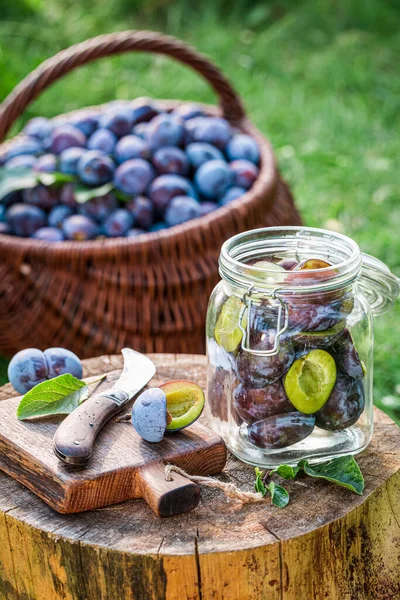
<box><xmin>53</xmin><ymin>348</ymin><xmax>156</xmax><ymax>466</ymax></box>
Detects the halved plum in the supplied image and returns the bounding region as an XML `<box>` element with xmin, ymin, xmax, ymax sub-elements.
<box><xmin>159</xmin><ymin>380</ymin><xmax>205</xmax><ymax>432</ymax></box>
<box><xmin>284</xmin><ymin>349</ymin><xmax>337</xmax><ymax>413</ymax></box>
<box><xmin>248</xmin><ymin>412</ymin><xmax>315</xmax><ymax>449</ymax></box>
<box><xmin>214</xmin><ymin>296</ymin><xmax>246</xmax><ymax>353</ymax></box>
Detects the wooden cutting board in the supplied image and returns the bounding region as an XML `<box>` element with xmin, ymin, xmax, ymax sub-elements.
<box><xmin>0</xmin><ymin>369</ymin><xmax>227</xmax><ymax>517</ymax></box>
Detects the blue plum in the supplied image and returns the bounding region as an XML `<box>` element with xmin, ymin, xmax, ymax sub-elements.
<box><xmin>114</xmin><ymin>135</ymin><xmax>149</xmax><ymax>164</ymax></box>
<box><xmin>62</xmin><ymin>215</ymin><xmax>97</xmax><ymax>241</ymax></box>
<box><xmin>132</xmin><ymin>123</ymin><xmax>149</xmax><ymax>139</ymax></box>
<box><xmin>152</xmin><ymin>146</ymin><xmax>189</xmax><ymax>176</ymax></box>
<box><xmin>48</xmin><ymin>205</ymin><xmax>74</xmax><ymax>228</ymax></box>
<box><xmin>78</xmin><ymin>194</ymin><xmax>117</xmax><ymax>222</ymax></box>
<box><xmin>126</xmin><ymin>196</ymin><xmax>154</xmax><ymax>229</ymax></box>
<box><xmin>60</xmin><ymin>184</ymin><xmax>78</xmax><ymax>208</ymax></box>
<box><xmin>7</xmin><ymin>138</ymin><xmax>42</xmax><ymax>159</ymax></box>
<box><xmin>23</xmin><ymin>185</ymin><xmax>59</xmax><ymax>211</ymax></box>
<box><xmin>231</xmin><ymin>159</ymin><xmax>259</xmax><ymax>189</ymax></box>
<box><xmin>173</xmin><ymin>103</ymin><xmax>205</xmax><ymax>120</ymax></box>
<box><xmin>226</xmin><ymin>134</ymin><xmax>260</xmax><ymax>164</ymax></box>
<box><xmin>149</xmin><ymin>174</ymin><xmax>197</xmax><ymax>215</ymax></box>
<box><xmin>4</xmin><ymin>155</ymin><xmax>37</xmax><ymax>170</ymax></box>
<box><xmin>198</xmin><ymin>201</ymin><xmax>218</xmax><ymax>216</ymax></box>
<box><xmin>48</xmin><ymin>125</ymin><xmax>86</xmax><ymax>154</ymax></box>
<box><xmin>219</xmin><ymin>186</ymin><xmax>246</xmax><ymax>206</ymax></box>
<box><xmin>33</xmin><ymin>227</ymin><xmax>65</xmax><ymax>242</ymax></box>
<box><xmin>6</xmin><ymin>204</ymin><xmax>46</xmax><ymax>237</ymax></box>
<box><xmin>186</xmin><ymin>143</ymin><xmax>224</xmax><ymax>170</ymax></box>
<box><xmin>126</xmin><ymin>227</ymin><xmax>146</xmax><ymax>237</ymax></box>
<box><xmin>87</xmin><ymin>129</ymin><xmax>117</xmax><ymax>154</ymax></box>
<box><xmin>192</xmin><ymin>117</ymin><xmax>233</xmax><ymax>149</ymax></box>
<box><xmin>78</xmin><ymin>151</ymin><xmax>115</xmax><ymax>185</ymax></box>
<box><xmin>34</xmin><ymin>154</ymin><xmax>57</xmax><ymax>173</ymax></box>
<box><xmin>131</xmin><ymin>387</ymin><xmax>167</xmax><ymax>442</ymax></box>
<box><xmin>0</xmin><ymin>222</ymin><xmax>11</xmax><ymax>234</ymax></box>
<box><xmin>8</xmin><ymin>348</ymin><xmax>48</xmax><ymax>394</ymax></box>
<box><xmin>99</xmin><ymin>107</ymin><xmax>133</xmax><ymax>137</ymax></box>
<box><xmin>102</xmin><ymin>209</ymin><xmax>133</xmax><ymax>237</ymax></box>
<box><xmin>59</xmin><ymin>147</ymin><xmax>86</xmax><ymax>175</ymax></box>
<box><xmin>165</xmin><ymin>196</ymin><xmax>202</xmax><ymax>226</ymax></box>
<box><xmin>194</xmin><ymin>159</ymin><xmax>233</xmax><ymax>198</ymax></box>
<box><xmin>70</xmin><ymin>111</ymin><xmax>99</xmax><ymax>136</ymax></box>
<box><xmin>44</xmin><ymin>347</ymin><xmax>82</xmax><ymax>379</ymax></box>
<box><xmin>23</xmin><ymin>117</ymin><xmax>53</xmax><ymax>140</ymax></box>
<box><xmin>114</xmin><ymin>159</ymin><xmax>155</xmax><ymax>195</ymax></box>
<box><xmin>1</xmin><ymin>191</ymin><xmax>22</xmax><ymax>208</ymax></box>
<box><xmin>147</xmin><ymin>114</ymin><xmax>185</xmax><ymax>149</ymax></box>
<box><xmin>131</xmin><ymin>101</ymin><xmax>160</xmax><ymax>124</ymax></box>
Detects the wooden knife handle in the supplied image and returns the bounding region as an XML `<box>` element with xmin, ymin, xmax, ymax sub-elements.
<box><xmin>53</xmin><ymin>389</ymin><xmax>129</xmax><ymax>466</ymax></box>
<box><xmin>137</xmin><ymin>463</ymin><xmax>201</xmax><ymax>517</ymax></box>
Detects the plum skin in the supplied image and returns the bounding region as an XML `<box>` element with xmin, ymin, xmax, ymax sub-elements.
<box><xmin>43</xmin><ymin>347</ymin><xmax>82</xmax><ymax>379</ymax></box>
<box><xmin>8</xmin><ymin>349</ymin><xmax>48</xmax><ymax>395</ymax></box>
<box><xmin>248</xmin><ymin>412</ymin><xmax>315</xmax><ymax>449</ymax></box>
<box><xmin>315</xmin><ymin>374</ymin><xmax>365</xmax><ymax>431</ymax></box>
<box><xmin>233</xmin><ymin>380</ymin><xmax>293</xmax><ymax>424</ymax></box>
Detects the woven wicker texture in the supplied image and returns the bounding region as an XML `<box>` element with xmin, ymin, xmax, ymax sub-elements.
<box><xmin>0</xmin><ymin>31</ymin><xmax>301</xmax><ymax>357</ymax></box>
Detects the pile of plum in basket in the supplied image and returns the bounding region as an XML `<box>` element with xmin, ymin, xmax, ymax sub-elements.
<box><xmin>0</xmin><ymin>100</ymin><xmax>260</xmax><ymax>241</ymax></box>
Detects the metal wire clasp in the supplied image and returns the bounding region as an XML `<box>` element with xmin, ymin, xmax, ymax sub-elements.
<box><xmin>238</xmin><ymin>285</ymin><xmax>289</xmax><ymax>356</ymax></box>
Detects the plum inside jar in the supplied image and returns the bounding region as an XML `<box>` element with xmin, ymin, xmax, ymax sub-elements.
<box><xmin>210</xmin><ymin>253</ymin><xmax>366</xmax><ymax>451</ymax></box>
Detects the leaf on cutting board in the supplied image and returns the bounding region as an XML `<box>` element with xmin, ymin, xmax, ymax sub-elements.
<box><xmin>17</xmin><ymin>374</ymin><xmax>88</xmax><ymax>420</ymax></box>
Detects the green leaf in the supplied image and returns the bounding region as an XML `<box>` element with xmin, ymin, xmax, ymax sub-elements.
<box><xmin>267</xmin><ymin>482</ymin><xmax>290</xmax><ymax>507</ymax></box>
<box><xmin>17</xmin><ymin>374</ymin><xmax>88</xmax><ymax>420</ymax></box>
<box><xmin>299</xmin><ymin>456</ymin><xmax>364</xmax><ymax>495</ymax></box>
<box><xmin>271</xmin><ymin>464</ymin><xmax>300</xmax><ymax>480</ymax></box>
<box><xmin>0</xmin><ymin>168</ymin><xmax>38</xmax><ymax>200</ymax></box>
<box><xmin>254</xmin><ymin>467</ymin><xmax>267</xmax><ymax>496</ymax></box>
<box><xmin>37</xmin><ymin>172</ymin><xmax>75</xmax><ymax>186</ymax></box>
<box><xmin>74</xmin><ymin>182</ymin><xmax>114</xmax><ymax>204</ymax></box>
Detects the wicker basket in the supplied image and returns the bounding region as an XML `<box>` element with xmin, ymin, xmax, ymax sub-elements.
<box><xmin>0</xmin><ymin>30</ymin><xmax>301</xmax><ymax>358</ymax></box>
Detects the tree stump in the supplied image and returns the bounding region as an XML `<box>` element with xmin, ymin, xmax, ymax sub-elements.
<box><xmin>0</xmin><ymin>353</ymin><xmax>399</xmax><ymax>600</ymax></box>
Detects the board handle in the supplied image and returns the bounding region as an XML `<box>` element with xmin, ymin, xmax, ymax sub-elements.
<box><xmin>137</xmin><ymin>463</ymin><xmax>200</xmax><ymax>517</ymax></box>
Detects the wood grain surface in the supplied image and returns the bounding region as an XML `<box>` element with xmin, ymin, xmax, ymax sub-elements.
<box><xmin>0</xmin><ymin>353</ymin><xmax>399</xmax><ymax>600</ymax></box>
<box><xmin>0</xmin><ymin>359</ymin><xmax>226</xmax><ymax>515</ymax></box>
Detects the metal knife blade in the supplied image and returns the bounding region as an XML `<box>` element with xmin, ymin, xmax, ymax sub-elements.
<box><xmin>53</xmin><ymin>348</ymin><xmax>156</xmax><ymax>466</ymax></box>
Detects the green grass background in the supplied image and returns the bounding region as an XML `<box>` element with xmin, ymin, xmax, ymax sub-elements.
<box><xmin>1</xmin><ymin>0</ymin><xmax>399</xmax><ymax>422</ymax></box>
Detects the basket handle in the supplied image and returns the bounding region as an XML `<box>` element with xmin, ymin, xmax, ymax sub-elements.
<box><xmin>0</xmin><ymin>30</ymin><xmax>246</xmax><ymax>141</ymax></box>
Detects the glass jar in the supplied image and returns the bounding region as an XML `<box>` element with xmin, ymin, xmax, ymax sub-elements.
<box><xmin>205</xmin><ymin>227</ymin><xmax>399</xmax><ymax>467</ymax></box>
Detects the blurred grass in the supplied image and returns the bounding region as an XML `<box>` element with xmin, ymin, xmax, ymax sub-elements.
<box><xmin>0</xmin><ymin>0</ymin><xmax>400</xmax><ymax>422</ymax></box>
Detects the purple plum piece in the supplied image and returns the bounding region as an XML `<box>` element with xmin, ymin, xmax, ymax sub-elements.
<box><xmin>102</xmin><ymin>209</ymin><xmax>133</xmax><ymax>237</ymax></box>
<box><xmin>248</xmin><ymin>412</ymin><xmax>315</xmax><ymax>449</ymax></box>
<box><xmin>219</xmin><ymin>186</ymin><xmax>246</xmax><ymax>206</ymax></box>
<box><xmin>23</xmin><ymin>117</ymin><xmax>53</xmax><ymax>140</ymax></box>
<box><xmin>226</xmin><ymin>134</ymin><xmax>260</xmax><ymax>164</ymax></box>
<box><xmin>315</xmin><ymin>374</ymin><xmax>365</xmax><ymax>431</ymax></box>
<box><xmin>233</xmin><ymin>380</ymin><xmax>293</xmax><ymax>424</ymax></box>
<box><xmin>230</xmin><ymin>159</ymin><xmax>259</xmax><ymax>189</ymax></box>
<box><xmin>126</xmin><ymin>196</ymin><xmax>154</xmax><ymax>229</ymax></box>
<box><xmin>6</xmin><ymin>204</ymin><xmax>46</xmax><ymax>237</ymax></box>
<box><xmin>48</xmin><ymin>125</ymin><xmax>86</xmax><ymax>154</ymax></box>
<box><xmin>78</xmin><ymin>151</ymin><xmax>115</xmax><ymax>185</ymax></box>
<box><xmin>62</xmin><ymin>215</ymin><xmax>97</xmax><ymax>241</ymax></box>
<box><xmin>33</xmin><ymin>227</ymin><xmax>65</xmax><ymax>242</ymax></box>
<box><xmin>99</xmin><ymin>107</ymin><xmax>134</xmax><ymax>137</ymax></box>
<box><xmin>87</xmin><ymin>129</ymin><xmax>117</xmax><ymax>154</ymax></box>
<box><xmin>164</xmin><ymin>196</ymin><xmax>202</xmax><ymax>226</ymax></box>
<box><xmin>186</xmin><ymin>142</ymin><xmax>224</xmax><ymax>170</ymax></box>
<box><xmin>194</xmin><ymin>159</ymin><xmax>233</xmax><ymax>199</ymax></box>
<box><xmin>44</xmin><ymin>347</ymin><xmax>83</xmax><ymax>379</ymax></box>
<box><xmin>7</xmin><ymin>348</ymin><xmax>49</xmax><ymax>394</ymax></box>
<box><xmin>192</xmin><ymin>117</ymin><xmax>233</xmax><ymax>149</ymax></box>
<box><xmin>34</xmin><ymin>154</ymin><xmax>57</xmax><ymax>173</ymax></box>
<box><xmin>59</xmin><ymin>147</ymin><xmax>86</xmax><ymax>175</ymax></box>
<box><xmin>114</xmin><ymin>159</ymin><xmax>155</xmax><ymax>195</ymax></box>
<box><xmin>147</xmin><ymin>114</ymin><xmax>185</xmax><ymax>149</ymax></box>
<box><xmin>114</xmin><ymin>135</ymin><xmax>149</xmax><ymax>164</ymax></box>
<box><xmin>149</xmin><ymin>174</ymin><xmax>197</xmax><ymax>215</ymax></box>
<box><xmin>152</xmin><ymin>146</ymin><xmax>189</xmax><ymax>176</ymax></box>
